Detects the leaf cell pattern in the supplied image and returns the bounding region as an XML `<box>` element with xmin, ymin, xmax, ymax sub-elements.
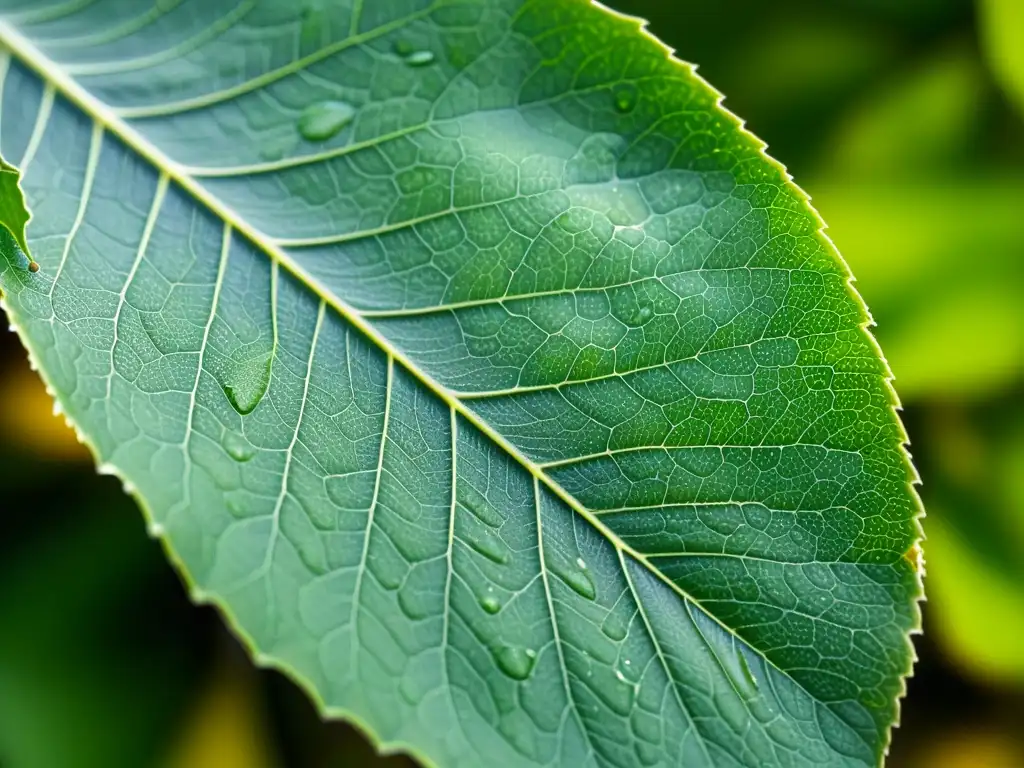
<box><xmin>0</xmin><ymin>2</ymin><xmax>921</xmax><ymax>767</ymax></box>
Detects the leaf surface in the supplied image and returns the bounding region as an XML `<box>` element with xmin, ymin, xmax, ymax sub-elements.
<box><xmin>0</xmin><ymin>2</ymin><xmax>921</xmax><ymax>766</ymax></box>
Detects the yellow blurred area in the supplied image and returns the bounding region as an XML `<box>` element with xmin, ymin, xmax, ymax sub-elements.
<box><xmin>161</xmin><ymin>660</ymin><xmax>274</xmax><ymax>768</ymax></box>
<box><xmin>0</xmin><ymin>360</ymin><xmax>90</xmax><ymax>461</ymax></box>
<box><xmin>908</xmin><ymin>727</ymin><xmax>1024</xmax><ymax>768</ymax></box>
<box><xmin>925</xmin><ymin>513</ymin><xmax>1024</xmax><ymax>683</ymax></box>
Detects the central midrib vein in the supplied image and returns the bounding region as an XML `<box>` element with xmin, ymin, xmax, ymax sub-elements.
<box><xmin>0</xmin><ymin>16</ymin><xmax>838</xmax><ymax>719</ymax></box>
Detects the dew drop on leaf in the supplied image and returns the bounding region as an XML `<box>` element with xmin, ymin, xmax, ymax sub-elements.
<box><xmin>614</xmin><ymin>85</ymin><xmax>637</xmax><ymax>113</ymax></box>
<box><xmin>403</xmin><ymin>50</ymin><xmax>435</xmax><ymax>67</ymax></box>
<box><xmin>466</xmin><ymin>527</ymin><xmax>511</xmax><ymax>564</ymax></box>
<box><xmin>495</xmin><ymin>645</ymin><xmax>536</xmax><ymax>680</ymax></box>
<box><xmin>729</xmin><ymin>648</ymin><xmax>760</xmax><ymax>699</ymax></box>
<box><xmin>460</xmin><ymin>485</ymin><xmax>504</xmax><ymax>527</ymax></box>
<box><xmin>556</xmin><ymin>560</ymin><xmax>596</xmax><ymax>600</ymax></box>
<box><xmin>480</xmin><ymin>594</ymin><xmax>502</xmax><ymax>614</ymax></box>
<box><xmin>222</xmin><ymin>431</ymin><xmax>254</xmax><ymax>462</ymax></box>
<box><xmin>222</xmin><ymin>353</ymin><xmax>272</xmax><ymax>415</ymax></box>
<box><xmin>297</xmin><ymin>100</ymin><xmax>356</xmax><ymax>142</ymax></box>
<box><xmin>601</xmin><ymin>612</ymin><xmax>628</xmax><ymax>641</ymax></box>
<box><xmin>635</xmin><ymin>742</ymin><xmax>660</xmax><ymax>767</ymax></box>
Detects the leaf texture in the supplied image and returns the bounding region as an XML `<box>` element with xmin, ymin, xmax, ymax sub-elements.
<box><xmin>0</xmin><ymin>1</ymin><xmax>922</xmax><ymax>766</ymax></box>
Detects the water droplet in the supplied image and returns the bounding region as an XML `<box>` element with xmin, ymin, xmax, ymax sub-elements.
<box><xmin>601</xmin><ymin>613</ymin><xmax>628</xmax><ymax>642</ymax></box>
<box><xmin>618</xmin><ymin>657</ymin><xmax>640</xmax><ymax>684</ymax></box>
<box><xmin>635</xmin><ymin>742</ymin><xmax>660</xmax><ymax>767</ymax></box>
<box><xmin>614</xmin><ymin>85</ymin><xmax>637</xmax><ymax>113</ymax></box>
<box><xmin>480</xmin><ymin>595</ymin><xmax>502</xmax><ymax>614</ymax></box>
<box><xmin>460</xmin><ymin>485</ymin><xmax>503</xmax><ymax>527</ymax></box>
<box><xmin>297</xmin><ymin>100</ymin><xmax>356</xmax><ymax>142</ymax></box>
<box><xmin>223</xmin><ymin>353</ymin><xmax>272</xmax><ymax>415</ymax></box>
<box><xmin>467</xmin><ymin>527</ymin><xmax>510</xmax><ymax>564</ymax></box>
<box><xmin>223</xmin><ymin>431</ymin><xmax>255</xmax><ymax>462</ymax></box>
<box><xmin>557</xmin><ymin>561</ymin><xmax>596</xmax><ymax>601</ymax></box>
<box><xmin>495</xmin><ymin>645</ymin><xmax>536</xmax><ymax>680</ymax></box>
<box><xmin>404</xmin><ymin>50</ymin><xmax>435</xmax><ymax>67</ymax></box>
<box><xmin>728</xmin><ymin>647</ymin><xmax>760</xmax><ymax>698</ymax></box>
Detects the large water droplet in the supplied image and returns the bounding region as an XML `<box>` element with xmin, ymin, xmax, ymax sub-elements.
<box><xmin>634</xmin><ymin>742</ymin><xmax>660</xmax><ymax>767</ymax></box>
<box><xmin>614</xmin><ymin>85</ymin><xmax>637</xmax><ymax>113</ymax></box>
<box><xmin>495</xmin><ymin>645</ymin><xmax>536</xmax><ymax>680</ymax></box>
<box><xmin>297</xmin><ymin>100</ymin><xmax>356</xmax><ymax>142</ymax></box>
<box><xmin>601</xmin><ymin>612</ymin><xmax>628</xmax><ymax>642</ymax></box>
<box><xmin>404</xmin><ymin>50</ymin><xmax>435</xmax><ymax>67</ymax></box>
<box><xmin>480</xmin><ymin>594</ymin><xmax>502</xmax><ymax>615</ymax></box>
<box><xmin>618</xmin><ymin>657</ymin><xmax>640</xmax><ymax>684</ymax></box>
<box><xmin>460</xmin><ymin>485</ymin><xmax>503</xmax><ymax>527</ymax></box>
<box><xmin>729</xmin><ymin>647</ymin><xmax>760</xmax><ymax>699</ymax></box>
<box><xmin>556</xmin><ymin>560</ymin><xmax>596</xmax><ymax>601</ymax></box>
<box><xmin>467</xmin><ymin>527</ymin><xmax>510</xmax><ymax>564</ymax></box>
<box><xmin>223</xmin><ymin>353</ymin><xmax>272</xmax><ymax>415</ymax></box>
<box><xmin>223</xmin><ymin>431</ymin><xmax>255</xmax><ymax>462</ymax></box>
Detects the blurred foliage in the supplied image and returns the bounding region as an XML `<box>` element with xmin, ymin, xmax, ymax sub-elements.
<box><xmin>1</xmin><ymin>0</ymin><xmax>1023</xmax><ymax>765</ymax></box>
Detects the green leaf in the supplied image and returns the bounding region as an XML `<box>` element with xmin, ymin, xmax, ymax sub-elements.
<box><xmin>0</xmin><ymin>151</ymin><xmax>32</xmax><ymax>260</ymax></box>
<box><xmin>0</xmin><ymin>2</ymin><xmax>921</xmax><ymax>766</ymax></box>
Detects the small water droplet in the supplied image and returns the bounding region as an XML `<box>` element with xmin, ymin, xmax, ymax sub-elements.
<box><xmin>635</xmin><ymin>742</ymin><xmax>660</xmax><ymax>767</ymax></box>
<box><xmin>404</xmin><ymin>50</ymin><xmax>435</xmax><ymax>67</ymax></box>
<box><xmin>480</xmin><ymin>595</ymin><xmax>502</xmax><ymax>614</ymax></box>
<box><xmin>731</xmin><ymin>648</ymin><xmax>760</xmax><ymax>698</ymax></box>
<box><xmin>460</xmin><ymin>485</ymin><xmax>503</xmax><ymax>527</ymax></box>
<box><xmin>223</xmin><ymin>431</ymin><xmax>255</xmax><ymax>462</ymax></box>
<box><xmin>223</xmin><ymin>353</ymin><xmax>272</xmax><ymax>415</ymax></box>
<box><xmin>495</xmin><ymin>645</ymin><xmax>537</xmax><ymax>680</ymax></box>
<box><xmin>297</xmin><ymin>100</ymin><xmax>356</xmax><ymax>142</ymax></box>
<box><xmin>557</xmin><ymin>561</ymin><xmax>596</xmax><ymax>601</ymax></box>
<box><xmin>602</xmin><ymin>613</ymin><xmax>628</xmax><ymax>641</ymax></box>
<box><xmin>614</xmin><ymin>85</ymin><xmax>637</xmax><ymax>113</ymax></box>
<box><xmin>467</xmin><ymin>527</ymin><xmax>510</xmax><ymax>564</ymax></box>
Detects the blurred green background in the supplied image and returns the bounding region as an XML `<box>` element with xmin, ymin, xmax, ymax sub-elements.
<box><xmin>2</xmin><ymin>0</ymin><xmax>1023</xmax><ymax>766</ymax></box>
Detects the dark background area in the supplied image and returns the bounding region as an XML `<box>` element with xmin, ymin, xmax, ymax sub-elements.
<box><xmin>2</xmin><ymin>0</ymin><xmax>1023</xmax><ymax>765</ymax></box>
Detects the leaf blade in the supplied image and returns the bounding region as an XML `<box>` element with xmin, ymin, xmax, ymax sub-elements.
<box><xmin>0</xmin><ymin>2</ymin><xmax>922</xmax><ymax>766</ymax></box>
